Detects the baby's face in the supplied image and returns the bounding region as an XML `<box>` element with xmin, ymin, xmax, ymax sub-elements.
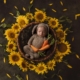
<box><xmin>37</xmin><ymin>26</ymin><xmax>46</xmax><ymax>37</ymax></box>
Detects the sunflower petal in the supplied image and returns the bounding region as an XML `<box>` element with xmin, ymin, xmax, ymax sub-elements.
<box><xmin>75</xmin><ymin>14</ymin><xmax>80</xmax><ymax>20</ymax></box>
<box><xmin>35</xmin><ymin>8</ymin><xmax>40</xmax><ymax>11</ymax></box>
<box><xmin>52</xmin><ymin>9</ymin><xmax>56</xmax><ymax>12</ymax></box>
<box><xmin>6</xmin><ymin>73</ymin><xmax>11</xmax><ymax>78</ymax></box>
<box><xmin>72</xmin><ymin>37</ymin><xmax>74</xmax><ymax>41</ymax></box>
<box><xmin>58</xmin><ymin>75</ymin><xmax>63</xmax><ymax>80</ymax></box>
<box><xmin>26</xmin><ymin>74</ymin><xmax>28</xmax><ymax>80</ymax></box>
<box><xmin>9</xmin><ymin>13</ymin><xmax>14</xmax><ymax>16</ymax></box>
<box><xmin>4</xmin><ymin>0</ymin><xmax>6</xmax><ymax>4</ymax></box>
<box><xmin>30</xmin><ymin>0</ymin><xmax>34</xmax><ymax>4</ymax></box>
<box><xmin>63</xmin><ymin>9</ymin><xmax>67</xmax><ymax>11</ymax></box>
<box><xmin>76</xmin><ymin>54</ymin><xmax>80</xmax><ymax>59</ymax></box>
<box><xmin>60</xmin><ymin>1</ymin><xmax>63</xmax><ymax>6</ymax></box>
<box><xmin>23</xmin><ymin>7</ymin><xmax>26</xmax><ymax>11</ymax></box>
<box><xmin>67</xmin><ymin>64</ymin><xmax>72</xmax><ymax>68</ymax></box>
<box><xmin>49</xmin><ymin>3</ymin><xmax>53</xmax><ymax>6</ymax></box>
<box><xmin>1</xmin><ymin>18</ymin><xmax>5</xmax><ymax>23</ymax></box>
<box><xmin>14</xmin><ymin>6</ymin><xmax>18</xmax><ymax>9</ymax></box>
<box><xmin>3</xmin><ymin>57</ymin><xmax>6</xmax><ymax>63</ymax></box>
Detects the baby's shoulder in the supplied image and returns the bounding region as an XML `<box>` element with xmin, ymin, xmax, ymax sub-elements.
<box><xmin>32</xmin><ymin>34</ymin><xmax>37</xmax><ymax>37</ymax></box>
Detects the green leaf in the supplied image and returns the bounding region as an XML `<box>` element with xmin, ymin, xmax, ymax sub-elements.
<box><xmin>38</xmin><ymin>52</ymin><xmax>46</xmax><ymax>56</ymax></box>
<box><xmin>28</xmin><ymin>4</ymin><xmax>33</xmax><ymax>12</ymax></box>
<box><xmin>44</xmin><ymin>75</ymin><xmax>47</xmax><ymax>78</ymax></box>
<box><xmin>42</xmin><ymin>8</ymin><xmax>46</xmax><ymax>12</ymax></box>
<box><xmin>66</xmin><ymin>18</ymin><xmax>72</xmax><ymax>23</ymax></box>
<box><xmin>0</xmin><ymin>23</ymin><xmax>7</xmax><ymax>28</ymax></box>
<box><xmin>47</xmin><ymin>34</ymin><xmax>52</xmax><ymax>40</ymax></box>
<box><xmin>29</xmin><ymin>4</ymin><xmax>33</xmax><ymax>8</ymax></box>
<box><xmin>50</xmin><ymin>38</ymin><xmax>55</xmax><ymax>45</ymax></box>
<box><xmin>51</xmin><ymin>74</ymin><xmax>55</xmax><ymax>78</ymax></box>
<box><xmin>58</xmin><ymin>19</ymin><xmax>65</xmax><ymax>22</ymax></box>
<box><xmin>16</xmin><ymin>11</ymin><xmax>20</xmax><ymax>16</ymax></box>
<box><xmin>0</xmin><ymin>44</ymin><xmax>2</xmax><ymax>47</ymax></box>
<box><xmin>59</xmin><ymin>16</ymin><xmax>65</xmax><ymax>19</ymax></box>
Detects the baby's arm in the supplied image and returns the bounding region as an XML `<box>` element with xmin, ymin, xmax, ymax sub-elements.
<box><xmin>27</xmin><ymin>34</ymin><xmax>36</xmax><ymax>46</ymax></box>
<box><xmin>28</xmin><ymin>34</ymin><xmax>39</xmax><ymax>52</ymax></box>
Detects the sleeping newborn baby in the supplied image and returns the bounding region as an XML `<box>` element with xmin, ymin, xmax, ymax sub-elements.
<box><xmin>23</xmin><ymin>23</ymin><xmax>50</xmax><ymax>59</ymax></box>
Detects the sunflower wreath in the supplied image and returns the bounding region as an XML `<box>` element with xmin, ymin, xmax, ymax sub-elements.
<box><xmin>3</xmin><ymin>8</ymin><xmax>72</xmax><ymax>75</ymax></box>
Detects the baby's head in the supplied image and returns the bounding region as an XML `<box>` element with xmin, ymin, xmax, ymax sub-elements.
<box><xmin>37</xmin><ymin>23</ymin><xmax>48</xmax><ymax>37</ymax></box>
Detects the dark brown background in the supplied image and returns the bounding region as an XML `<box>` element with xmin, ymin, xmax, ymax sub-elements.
<box><xmin>0</xmin><ymin>0</ymin><xmax>80</xmax><ymax>80</ymax></box>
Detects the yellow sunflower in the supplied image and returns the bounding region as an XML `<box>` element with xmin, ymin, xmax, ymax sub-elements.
<box><xmin>8</xmin><ymin>51</ymin><xmax>23</xmax><ymax>65</ymax></box>
<box><xmin>56</xmin><ymin>28</ymin><xmax>67</xmax><ymax>40</ymax></box>
<box><xmin>26</xmin><ymin>13</ymin><xmax>34</xmax><ymax>20</ymax></box>
<box><xmin>34</xmin><ymin>10</ymin><xmax>46</xmax><ymax>22</ymax></box>
<box><xmin>48</xmin><ymin>18</ymin><xmax>59</xmax><ymax>28</ymax></box>
<box><xmin>35</xmin><ymin>62</ymin><xmax>47</xmax><ymax>75</ymax></box>
<box><xmin>57</xmin><ymin>24</ymin><xmax>63</xmax><ymax>29</ymax></box>
<box><xmin>4</xmin><ymin>29</ymin><xmax>18</xmax><ymax>41</ymax></box>
<box><xmin>6</xmin><ymin>41</ymin><xmax>16</xmax><ymax>52</ymax></box>
<box><xmin>16</xmin><ymin>15</ymin><xmax>29</xmax><ymax>28</ymax></box>
<box><xmin>28</xmin><ymin>64</ymin><xmax>36</xmax><ymax>71</ymax></box>
<box><xmin>11</xmin><ymin>23</ymin><xmax>21</xmax><ymax>33</ymax></box>
<box><xmin>56</xmin><ymin>41</ymin><xmax>71</xmax><ymax>56</ymax></box>
<box><xmin>19</xmin><ymin>59</ymin><xmax>28</xmax><ymax>72</ymax></box>
<box><xmin>54</xmin><ymin>53</ymin><xmax>63</xmax><ymax>62</ymax></box>
<box><xmin>47</xmin><ymin>59</ymin><xmax>56</xmax><ymax>70</ymax></box>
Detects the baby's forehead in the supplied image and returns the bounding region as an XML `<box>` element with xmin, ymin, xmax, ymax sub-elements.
<box><xmin>37</xmin><ymin>24</ymin><xmax>47</xmax><ymax>29</ymax></box>
<box><xmin>37</xmin><ymin>26</ymin><xmax>46</xmax><ymax>32</ymax></box>
<box><xmin>36</xmin><ymin>23</ymin><xmax>48</xmax><ymax>32</ymax></box>
<box><xmin>37</xmin><ymin>26</ymin><xmax>45</xmax><ymax>29</ymax></box>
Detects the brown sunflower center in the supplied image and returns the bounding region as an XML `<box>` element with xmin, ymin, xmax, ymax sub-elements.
<box><xmin>9</xmin><ymin>32</ymin><xmax>15</xmax><ymax>38</ymax></box>
<box><xmin>58</xmin><ymin>43</ymin><xmax>67</xmax><ymax>53</ymax></box>
<box><xmin>39</xmin><ymin>66</ymin><xmax>44</xmax><ymax>71</ymax></box>
<box><xmin>22</xmin><ymin>62</ymin><xmax>27</xmax><ymax>68</ymax></box>
<box><xmin>9</xmin><ymin>44</ymin><xmax>13</xmax><ymax>49</ymax></box>
<box><xmin>20</xmin><ymin>20</ymin><xmax>25</xmax><ymax>25</ymax></box>
<box><xmin>55</xmin><ymin>56</ymin><xmax>60</xmax><ymax>60</ymax></box>
<box><xmin>49</xmin><ymin>63</ymin><xmax>53</xmax><ymax>67</ymax></box>
<box><xmin>56</xmin><ymin>31</ymin><xmax>64</xmax><ymax>38</ymax></box>
<box><xmin>29</xmin><ymin>65</ymin><xmax>34</xmax><ymax>69</ymax></box>
<box><xmin>12</xmin><ymin>55</ymin><xmax>19</xmax><ymax>61</ymax></box>
<box><xmin>28</xmin><ymin>15</ymin><xmax>32</xmax><ymax>18</ymax></box>
<box><xmin>14</xmin><ymin>25</ymin><xmax>19</xmax><ymax>29</ymax></box>
<box><xmin>51</xmin><ymin>21</ymin><xmax>56</xmax><ymax>25</ymax></box>
<box><xmin>37</xmin><ymin>13</ymin><xmax>43</xmax><ymax>20</ymax></box>
<box><xmin>58</xmin><ymin>24</ymin><xmax>62</xmax><ymax>27</ymax></box>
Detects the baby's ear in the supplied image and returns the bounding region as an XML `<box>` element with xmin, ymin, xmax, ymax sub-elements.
<box><xmin>32</xmin><ymin>25</ymin><xmax>38</xmax><ymax>34</ymax></box>
<box><xmin>45</xmin><ymin>24</ymin><xmax>49</xmax><ymax>34</ymax></box>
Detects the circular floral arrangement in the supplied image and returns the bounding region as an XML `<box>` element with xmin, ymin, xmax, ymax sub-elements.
<box><xmin>4</xmin><ymin>8</ymin><xmax>72</xmax><ymax>75</ymax></box>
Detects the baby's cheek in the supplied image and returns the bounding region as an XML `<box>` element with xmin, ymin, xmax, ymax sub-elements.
<box><xmin>43</xmin><ymin>33</ymin><xmax>46</xmax><ymax>37</ymax></box>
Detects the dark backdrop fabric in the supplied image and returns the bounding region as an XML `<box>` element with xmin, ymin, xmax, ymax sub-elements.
<box><xmin>0</xmin><ymin>0</ymin><xmax>80</xmax><ymax>80</ymax></box>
